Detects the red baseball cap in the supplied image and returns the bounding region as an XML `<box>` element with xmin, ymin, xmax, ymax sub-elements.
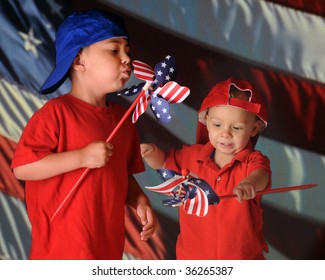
<box><xmin>196</xmin><ymin>77</ymin><xmax>268</xmax><ymax>145</ymax></box>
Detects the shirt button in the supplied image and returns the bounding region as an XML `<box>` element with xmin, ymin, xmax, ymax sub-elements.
<box><xmin>217</xmin><ymin>176</ymin><xmax>221</xmax><ymax>181</ymax></box>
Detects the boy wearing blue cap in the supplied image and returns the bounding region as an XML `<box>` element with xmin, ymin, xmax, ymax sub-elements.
<box><xmin>11</xmin><ymin>10</ymin><xmax>156</xmax><ymax>259</ymax></box>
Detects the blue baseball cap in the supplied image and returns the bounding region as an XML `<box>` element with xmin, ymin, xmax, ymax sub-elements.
<box><xmin>40</xmin><ymin>9</ymin><xmax>129</xmax><ymax>94</ymax></box>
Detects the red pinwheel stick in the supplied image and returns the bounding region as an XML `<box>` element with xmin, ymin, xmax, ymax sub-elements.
<box><xmin>106</xmin><ymin>83</ymin><xmax>151</xmax><ymax>142</ymax></box>
<box><xmin>50</xmin><ymin>83</ymin><xmax>151</xmax><ymax>221</ymax></box>
<box><xmin>219</xmin><ymin>184</ymin><xmax>317</xmax><ymax>200</ymax></box>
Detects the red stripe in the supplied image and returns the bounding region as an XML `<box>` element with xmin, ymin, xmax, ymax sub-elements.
<box><xmin>183</xmin><ymin>187</ymin><xmax>208</xmax><ymax>217</ymax></box>
<box><xmin>265</xmin><ymin>0</ymin><xmax>325</xmax><ymax>16</ymax></box>
<box><xmin>0</xmin><ymin>135</ymin><xmax>24</xmax><ymax>200</ymax></box>
<box><xmin>132</xmin><ymin>91</ymin><xmax>148</xmax><ymax>123</ymax></box>
<box><xmin>133</xmin><ymin>60</ymin><xmax>155</xmax><ymax>82</ymax></box>
<box><xmin>157</xmin><ymin>82</ymin><xmax>190</xmax><ymax>104</ymax></box>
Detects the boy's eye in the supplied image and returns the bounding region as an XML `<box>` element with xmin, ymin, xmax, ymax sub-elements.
<box><xmin>232</xmin><ymin>126</ymin><xmax>241</xmax><ymax>130</ymax></box>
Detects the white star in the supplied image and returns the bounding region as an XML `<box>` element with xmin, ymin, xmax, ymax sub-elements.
<box><xmin>132</xmin><ymin>88</ymin><xmax>139</xmax><ymax>93</ymax></box>
<box><xmin>163</xmin><ymin>171</ymin><xmax>167</xmax><ymax>178</ymax></box>
<box><xmin>48</xmin><ymin>0</ymin><xmax>64</xmax><ymax>18</ymax></box>
<box><xmin>156</xmin><ymin>113</ymin><xmax>161</xmax><ymax>118</ymax></box>
<box><xmin>162</xmin><ymin>108</ymin><xmax>167</xmax><ymax>113</ymax></box>
<box><xmin>157</xmin><ymin>100</ymin><xmax>162</xmax><ymax>106</ymax></box>
<box><xmin>165</xmin><ymin>75</ymin><xmax>170</xmax><ymax>81</ymax></box>
<box><xmin>18</xmin><ymin>28</ymin><xmax>42</xmax><ymax>58</ymax></box>
<box><xmin>151</xmin><ymin>106</ymin><xmax>156</xmax><ymax>111</ymax></box>
<box><xmin>166</xmin><ymin>55</ymin><xmax>171</xmax><ymax>60</ymax></box>
<box><xmin>161</xmin><ymin>62</ymin><xmax>167</xmax><ymax>68</ymax></box>
<box><xmin>157</xmin><ymin>70</ymin><xmax>163</xmax><ymax>76</ymax></box>
<box><xmin>169</xmin><ymin>67</ymin><xmax>175</xmax><ymax>73</ymax></box>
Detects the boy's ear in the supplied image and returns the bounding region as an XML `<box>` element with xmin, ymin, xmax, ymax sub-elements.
<box><xmin>71</xmin><ymin>53</ymin><xmax>85</xmax><ymax>71</ymax></box>
<box><xmin>251</xmin><ymin>120</ymin><xmax>263</xmax><ymax>137</ymax></box>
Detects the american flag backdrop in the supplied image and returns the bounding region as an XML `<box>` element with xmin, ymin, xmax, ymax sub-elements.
<box><xmin>1</xmin><ymin>0</ymin><xmax>324</xmax><ymax>260</ymax></box>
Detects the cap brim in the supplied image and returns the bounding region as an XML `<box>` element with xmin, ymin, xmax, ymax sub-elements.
<box><xmin>39</xmin><ymin>49</ymin><xmax>77</xmax><ymax>94</ymax></box>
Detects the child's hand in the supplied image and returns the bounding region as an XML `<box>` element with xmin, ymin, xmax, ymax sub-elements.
<box><xmin>140</xmin><ymin>143</ymin><xmax>156</xmax><ymax>158</ymax></box>
<box><xmin>136</xmin><ymin>204</ymin><xmax>156</xmax><ymax>241</ymax></box>
<box><xmin>233</xmin><ymin>182</ymin><xmax>256</xmax><ymax>203</ymax></box>
<box><xmin>81</xmin><ymin>141</ymin><xmax>113</xmax><ymax>169</ymax></box>
<box><xmin>140</xmin><ymin>143</ymin><xmax>165</xmax><ymax>170</ymax></box>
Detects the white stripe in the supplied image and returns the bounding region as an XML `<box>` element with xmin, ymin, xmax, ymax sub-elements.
<box><xmin>169</xmin><ymin>87</ymin><xmax>190</xmax><ymax>104</ymax></box>
<box><xmin>102</xmin><ymin>0</ymin><xmax>325</xmax><ymax>83</ymax></box>
<box><xmin>0</xmin><ymin>77</ymin><xmax>51</xmax><ymax>142</ymax></box>
<box><xmin>0</xmin><ymin>193</ymin><xmax>31</xmax><ymax>259</ymax></box>
<box><xmin>186</xmin><ymin>195</ymin><xmax>195</xmax><ymax>215</ymax></box>
<box><xmin>134</xmin><ymin>71</ymin><xmax>154</xmax><ymax>79</ymax></box>
<box><xmin>145</xmin><ymin>175</ymin><xmax>185</xmax><ymax>194</ymax></box>
<box><xmin>159</xmin><ymin>82</ymin><xmax>177</xmax><ymax>100</ymax></box>
<box><xmin>195</xmin><ymin>189</ymin><xmax>202</xmax><ymax>216</ymax></box>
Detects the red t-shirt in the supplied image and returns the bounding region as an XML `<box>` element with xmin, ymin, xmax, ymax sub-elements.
<box><xmin>165</xmin><ymin>142</ymin><xmax>271</xmax><ymax>260</ymax></box>
<box><xmin>11</xmin><ymin>94</ymin><xmax>144</xmax><ymax>259</ymax></box>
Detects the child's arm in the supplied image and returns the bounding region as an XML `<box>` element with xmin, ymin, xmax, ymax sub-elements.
<box><xmin>140</xmin><ymin>143</ymin><xmax>165</xmax><ymax>170</ymax></box>
<box><xmin>126</xmin><ymin>175</ymin><xmax>156</xmax><ymax>241</ymax></box>
<box><xmin>13</xmin><ymin>141</ymin><xmax>113</xmax><ymax>180</ymax></box>
<box><xmin>233</xmin><ymin>169</ymin><xmax>269</xmax><ymax>203</ymax></box>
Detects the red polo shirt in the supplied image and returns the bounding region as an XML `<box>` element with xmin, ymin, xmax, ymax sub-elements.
<box><xmin>165</xmin><ymin>142</ymin><xmax>271</xmax><ymax>259</ymax></box>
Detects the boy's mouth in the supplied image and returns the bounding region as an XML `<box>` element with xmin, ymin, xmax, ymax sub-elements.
<box><xmin>122</xmin><ymin>70</ymin><xmax>131</xmax><ymax>79</ymax></box>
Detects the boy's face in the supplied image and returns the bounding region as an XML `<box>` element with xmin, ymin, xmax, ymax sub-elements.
<box><xmin>75</xmin><ymin>37</ymin><xmax>131</xmax><ymax>95</ymax></box>
<box><xmin>206</xmin><ymin>105</ymin><xmax>262</xmax><ymax>161</ymax></box>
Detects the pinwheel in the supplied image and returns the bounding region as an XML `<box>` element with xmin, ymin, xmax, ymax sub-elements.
<box><xmin>145</xmin><ymin>168</ymin><xmax>317</xmax><ymax>217</ymax></box>
<box><xmin>118</xmin><ymin>55</ymin><xmax>190</xmax><ymax>123</ymax></box>
<box><xmin>146</xmin><ymin>168</ymin><xmax>220</xmax><ymax>217</ymax></box>
<box><xmin>50</xmin><ymin>55</ymin><xmax>190</xmax><ymax>221</ymax></box>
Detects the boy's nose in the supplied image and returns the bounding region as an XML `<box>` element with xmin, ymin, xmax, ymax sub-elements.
<box><xmin>122</xmin><ymin>53</ymin><xmax>131</xmax><ymax>64</ymax></box>
<box><xmin>220</xmin><ymin>128</ymin><xmax>231</xmax><ymax>137</ymax></box>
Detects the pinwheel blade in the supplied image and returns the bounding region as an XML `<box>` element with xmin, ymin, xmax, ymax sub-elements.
<box><xmin>132</xmin><ymin>60</ymin><xmax>155</xmax><ymax>82</ymax></box>
<box><xmin>183</xmin><ymin>186</ymin><xmax>209</xmax><ymax>217</ymax></box>
<box><xmin>152</xmin><ymin>55</ymin><xmax>176</xmax><ymax>91</ymax></box>
<box><xmin>145</xmin><ymin>174</ymin><xmax>187</xmax><ymax>196</ymax></box>
<box><xmin>131</xmin><ymin>90</ymin><xmax>150</xmax><ymax>123</ymax></box>
<box><xmin>162</xmin><ymin>197</ymin><xmax>183</xmax><ymax>207</ymax></box>
<box><xmin>117</xmin><ymin>82</ymin><xmax>145</xmax><ymax>97</ymax></box>
<box><xmin>188</xmin><ymin>178</ymin><xmax>220</xmax><ymax>205</ymax></box>
<box><xmin>155</xmin><ymin>81</ymin><xmax>190</xmax><ymax>104</ymax></box>
<box><xmin>157</xmin><ymin>168</ymin><xmax>180</xmax><ymax>181</ymax></box>
<box><xmin>150</xmin><ymin>96</ymin><xmax>171</xmax><ymax>123</ymax></box>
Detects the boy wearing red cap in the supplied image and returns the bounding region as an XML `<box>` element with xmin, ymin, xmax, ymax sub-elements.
<box><xmin>141</xmin><ymin>77</ymin><xmax>271</xmax><ymax>259</ymax></box>
<box><xmin>11</xmin><ymin>10</ymin><xmax>156</xmax><ymax>259</ymax></box>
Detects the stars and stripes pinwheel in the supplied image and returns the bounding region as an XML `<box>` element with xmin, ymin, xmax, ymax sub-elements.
<box><xmin>146</xmin><ymin>168</ymin><xmax>220</xmax><ymax>217</ymax></box>
<box><xmin>146</xmin><ymin>168</ymin><xmax>317</xmax><ymax>217</ymax></box>
<box><xmin>118</xmin><ymin>55</ymin><xmax>190</xmax><ymax>123</ymax></box>
<box><xmin>50</xmin><ymin>55</ymin><xmax>190</xmax><ymax>221</ymax></box>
